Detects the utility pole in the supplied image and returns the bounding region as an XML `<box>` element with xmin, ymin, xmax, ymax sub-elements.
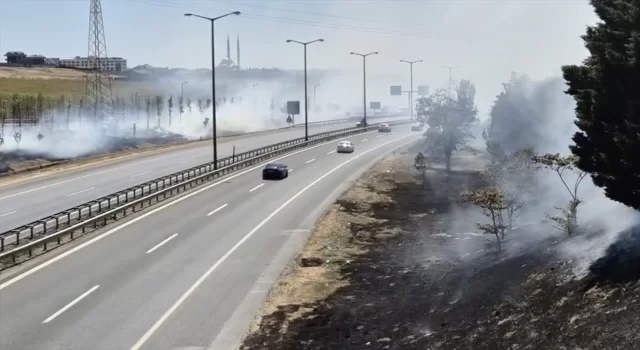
<box><xmin>86</xmin><ymin>0</ymin><xmax>113</xmax><ymax>121</ymax></box>
<box><xmin>351</xmin><ymin>52</ymin><xmax>378</xmax><ymax>127</ymax></box>
<box><xmin>441</xmin><ymin>65</ymin><xmax>459</xmax><ymax>94</ymax></box>
<box><xmin>400</xmin><ymin>59</ymin><xmax>422</xmax><ymax>120</ymax></box>
<box><xmin>286</xmin><ymin>39</ymin><xmax>324</xmax><ymax>141</ymax></box>
<box><xmin>185</xmin><ymin>11</ymin><xmax>241</xmax><ymax>169</ymax></box>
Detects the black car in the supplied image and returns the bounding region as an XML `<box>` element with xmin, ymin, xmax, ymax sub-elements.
<box><xmin>262</xmin><ymin>163</ymin><xmax>289</xmax><ymax>180</ymax></box>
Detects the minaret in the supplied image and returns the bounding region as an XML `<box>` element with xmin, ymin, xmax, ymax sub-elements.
<box><xmin>237</xmin><ymin>35</ymin><xmax>240</xmax><ymax>68</ymax></box>
<box><xmin>226</xmin><ymin>35</ymin><xmax>231</xmax><ymax>60</ymax></box>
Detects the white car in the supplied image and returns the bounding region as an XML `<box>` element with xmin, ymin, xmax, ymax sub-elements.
<box><xmin>337</xmin><ymin>141</ymin><xmax>355</xmax><ymax>153</ymax></box>
<box><xmin>378</xmin><ymin>123</ymin><xmax>391</xmax><ymax>132</ymax></box>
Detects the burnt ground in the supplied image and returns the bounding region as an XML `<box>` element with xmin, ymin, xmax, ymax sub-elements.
<box><xmin>240</xmin><ymin>147</ymin><xmax>640</xmax><ymax>350</ymax></box>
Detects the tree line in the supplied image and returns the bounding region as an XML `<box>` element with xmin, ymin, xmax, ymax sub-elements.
<box><xmin>0</xmin><ymin>93</ymin><xmax>251</xmax><ymax>131</ymax></box>
<box><xmin>412</xmin><ymin>0</ymin><xmax>635</xmax><ymax>251</ymax></box>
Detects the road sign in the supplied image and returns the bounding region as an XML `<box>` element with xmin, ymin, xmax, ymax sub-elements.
<box><xmin>418</xmin><ymin>85</ymin><xmax>429</xmax><ymax>95</ymax></box>
<box><xmin>390</xmin><ymin>86</ymin><xmax>402</xmax><ymax>96</ymax></box>
<box><xmin>370</xmin><ymin>101</ymin><xmax>381</xmax><ymax>109</ymax></box>
<box><xmin>287</xmin><ymin>101</ymin><xmax>300</xmax><ymax>115</ymax></box>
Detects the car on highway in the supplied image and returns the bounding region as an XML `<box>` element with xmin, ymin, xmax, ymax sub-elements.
<box><xmin>411</xmin><ymin>124</ymin><xmax>424</xmax><ymax>131</ymax></box>
<box><xmin>378</xmin><ymin>123</ymin><xmax>391</xmax><ymax>132</ymax></box>
<box><xmin>262</xmin><ymin>163</ymin><xmax>289</xmax><ymax>180</ymax></box>
<box><xmin>337</xmin><ymin>141</ymin><xmax>355</xmax><ymax>153</ymax></box>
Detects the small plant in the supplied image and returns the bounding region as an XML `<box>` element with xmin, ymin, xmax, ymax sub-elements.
<box><xmin>203</xmin><ymin>117</ymin><xmax>209</xmax><ymax>128</ymax></box>
<box><xmin>37</xmin><ymin>132</ymin><xmax>44</xmax><ymax>142</ymax></box>
<box><xmin>461</xmin><ymin>188</ymin><xmax>507</xmax><ymax>251</ymax></box>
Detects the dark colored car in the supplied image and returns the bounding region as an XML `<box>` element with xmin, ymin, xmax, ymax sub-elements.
<box><xmin>262</xmin><ymin>163</ymin><xmax>289</xmax><ymax>180</ymax></box>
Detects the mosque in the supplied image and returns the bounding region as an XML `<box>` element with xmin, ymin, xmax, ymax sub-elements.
<box><xmin>218</xmin><ymin>35</ymin><xmax>240</xmax><ymax>70</ymax></box>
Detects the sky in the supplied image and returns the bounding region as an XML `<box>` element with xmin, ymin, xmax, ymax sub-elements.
<box><xmin>1</xmin><ymin>0</ymin><xmax>599</xmax><ymax>115</ymax></box>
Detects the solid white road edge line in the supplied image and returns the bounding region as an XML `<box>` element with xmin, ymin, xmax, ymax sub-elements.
<box><xmin>305</xmin><ymin>159</ymin><xmax>316</xmax><ymax>164</ymax></box>
<box><xmin>132</xmin><ymin>171</ymin><xmax>152</xmax><ymax>178</ymax></box>
<box><xmin>206</xmin><ymin>204</ymin><xmax>228</xmax><ymax>217</ymax></box>
<box><xmin>128</xmin><ymin>133</ymin><xmax>414</xmax><ymax>350</ymax></box>
<box><xmin>0</xmin><ymin>130</ymin><xmax>376</xmax><ymax>291</ymax></box>
<box><xmin>42</xmin><ymin>285</ymin><xmax>100</xmax><ymax>323</ymax></box>
<box><xmin>146</xmin><ymin>233</ymin><xmax>179</xmax><ymax>254</ymax></box>
<box><xmin>66</xmin><ymin>187</ymin><xmax>96</xmax><ymax>197</ymax></box>
<box><xmin>0</xmin><ymin>211</ymin><xmax>17</xmax><ymax>217</ymax></box>
<box><xmin>249</xmin><ymin>183</ymin><xmax>265</xmax><ymax>192</ymax></box>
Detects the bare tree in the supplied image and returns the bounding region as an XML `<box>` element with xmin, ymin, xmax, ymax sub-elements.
<box><xmin>178</xmin><ymin>96</ymin><xmax>185</xmax><ymax>122</ymax></box>
<box><xmin>145</xmin><ymin>97</ymin><xmax>151</xmax><ymax>129</ymax></box>
<box><xmin>155</xmin><ymin>95</ymin><xmax>163</xmax><ymax>128</ymax></box>
<box><xmin>167</xmin><ymin>96</ymin><xmax>173</xmax><ymax>127</ymax></box>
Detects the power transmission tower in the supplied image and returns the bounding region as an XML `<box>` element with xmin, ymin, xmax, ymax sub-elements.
<box><xmin>85</xmin><ymin>0</ymin><xmax>113</xmax><ymax>121</ymax></box>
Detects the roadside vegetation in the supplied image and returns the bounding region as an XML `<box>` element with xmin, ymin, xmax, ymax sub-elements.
<box><xmin>242</xmin><ymin>1</ymin><xmax>640</xmax><ymax>348</ymax></box>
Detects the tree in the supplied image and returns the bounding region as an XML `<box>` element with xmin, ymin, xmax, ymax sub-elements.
<box><xmin>483</xmin><ymin>73</ymin><xmax>571</xmax><ymax>161</ymax></box>
<box><xmin>416</xmin><ymin>80</ymin><xmax>478</xmax><ymax>171</ymax></box>
<box><xmin>414</xmin><ymin>152</ymin><xmax>430</xmax><ymax>189</ymax></box>
<box><xmin>145</xmin><ymin>97</ymin><xmax>151</xmax><ymax>129</ymax></box>
<box><xmin>562</xmin><ymin>0</ymin><xmax>640</xmax><ymax>210</ymax></box>
<box><xmin>167</xmin><ymin>96</ymin><xmax>173</xmax><ymax>127</ymax></box>
<box><xmin>484</xmin><ymin>147</ymin><xmax>536</xmax><ymax>230</ymax></box>
<box><xmin>461</xmin><ymin>188</ymin><xmax>507</xmax><ymax>251</ymax></box>
<box><xmin>155</xmin><ymin>95</ymin><xmax>163</xmax><ymax>128</ymax></box>
<box><xmin>197</xmin><ymin>98</ymin><xmax>204</xmax><ymax>115</ymax></box>
<box><xmin>205</xmin><ymin>98</ymin><xmax>212</xmax><ymax>110</ymax></box>
<box><xmin>178</xmin><ymin>96</ymin><xmax>185</xmax><ymax>122</ymax></box>
<box><xmin>532</xmin><ymin>153</ymin><xmax>587</xmax><ymax>235</ymax></box>
<box><xmin>187</xmin><ymin>98</ymin><xmax>192</xmax><ymax>113</ymax></box>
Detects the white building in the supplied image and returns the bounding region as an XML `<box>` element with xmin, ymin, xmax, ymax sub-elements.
<box><xmin>48</xmin><ymin>56</ymin><xmax>127</xmax><ymax>72</ymax></box>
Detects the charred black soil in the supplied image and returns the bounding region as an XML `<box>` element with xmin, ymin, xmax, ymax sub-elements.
<box><xmin>241</xmin><ymin>150</ymin><xmax>640</xmax><ymax>350</ymax></box>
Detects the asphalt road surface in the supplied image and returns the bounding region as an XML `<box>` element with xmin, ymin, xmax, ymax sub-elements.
<box><xmin>0</xmin><ymin>117</ymin><xmax>406</xmax><ymax>232</ymax></box>
<box><xmin>0</xmin><ymin>124</ymin><xmax>418</xmax><ymax>350</ymax></box>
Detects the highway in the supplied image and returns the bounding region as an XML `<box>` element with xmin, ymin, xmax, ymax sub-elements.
<box><xmin>0</xmin><ymin>124</ymin><xmax>418</xmax><ymax>350</ymax></box>
<box><xmin>0</xmin><ymin>117</ymin><xmax>405</xmax><ymax>233</ymax></box>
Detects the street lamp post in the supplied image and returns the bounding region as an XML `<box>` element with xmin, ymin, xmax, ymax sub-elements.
<box><xmin>185</xmin><ymin>11</ymin><xmax>240</xmax><ymax>169</ymax></box>
<box><xmin>351</xmin><ymin>52</ymin><xmax>378</xmax><ymax>127</ymax></box>
<box><xmin>313</xmin><ymin>84</ymin><xmax>320</xmax><ymax>113</ymax></box>
<box><xmin>286</xmin><ymin>38</ymin><xmax>324</xmax><ymax>141</ymax></box>
<box><xmin>400</xmin><ymin>59</ymin><xmax>423</xmax><ymax>120</ymax></box>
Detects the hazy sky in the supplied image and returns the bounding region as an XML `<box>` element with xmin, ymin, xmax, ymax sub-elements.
<box><xmin>1</xmin><ymin>0</ymin><xmax>598</xmax><ymax>114</ymax></box>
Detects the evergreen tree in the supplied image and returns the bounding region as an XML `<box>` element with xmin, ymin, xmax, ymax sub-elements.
<box><xmin>562</xmin><ymin>0</ymin><xmax>640</xmax><ymax>209</ymax></box>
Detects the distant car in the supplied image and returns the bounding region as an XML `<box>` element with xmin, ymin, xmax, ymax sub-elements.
<box><xmin>262</xmin><ymin>163</ymin><xmax>289</xmax><ymax>180</ymax></box>
<box><xmin>355</xmin><ymin>120</ymin><xmax>367</xmax><ymax>127</ymax></box>
<box><xmin>337</xmin><ymin>141</ymin><xmax>355</xmax><ymax>153</ymax></box>
<box><xmin>411</xmin><ymin>124</ymin><xmax>423</xmax><ymax>132</ymax></box>
<box><xmin>378</xmin><ymin>123</ymin><xmax>391</xmax><ymax>132</ymax></box>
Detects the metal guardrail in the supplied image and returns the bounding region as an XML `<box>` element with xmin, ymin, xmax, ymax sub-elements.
<box><xmin>289</xmin><ymin>114</ymin><xmax>401</xmax><ymax>129</ymax></box>
<box><xmin>0</xmin><ymin>119</ymin><xmax>413</xmax><ymax>268</ymax></box>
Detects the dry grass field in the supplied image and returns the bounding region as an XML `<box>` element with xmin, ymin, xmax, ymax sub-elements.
<box><xmin>0</xmin><ymin>67</ymin><xmax>165</xmax><ymax>98</ymax></box>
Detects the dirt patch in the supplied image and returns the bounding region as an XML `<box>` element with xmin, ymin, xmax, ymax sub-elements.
<box><xmin>241</xmin><ymin>149</ymin><xmax>640</xmax><ymax>350</ymax></box>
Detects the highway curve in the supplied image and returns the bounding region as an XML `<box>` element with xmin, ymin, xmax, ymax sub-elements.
<box><xmin>0</xmin><ymin>117</ymin><xmax>406</xmax><ymax>233</ymax></box>
<box><xmin>0</xmin><ymin>124</ymin><xmax>418</xmax><ymax>350</ymax></box>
